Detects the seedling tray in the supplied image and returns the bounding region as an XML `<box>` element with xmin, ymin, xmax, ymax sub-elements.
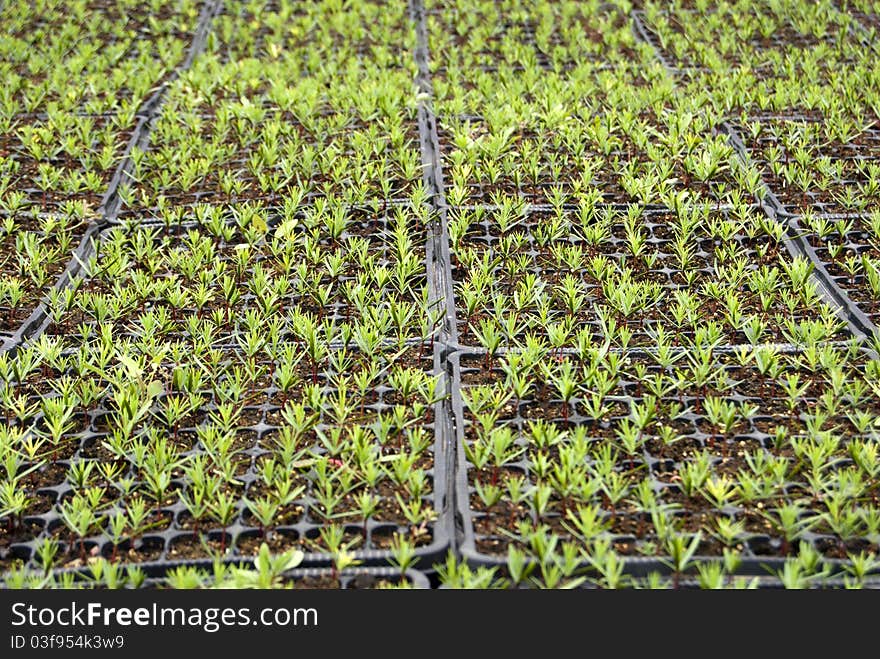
<box><xmin>446</xmin><ymin>203</ymin><xmax>850</xmax><ymax>351</ymax></box>
<box><xmin>0</xmin><ymin>0</ymin><xmax>224</xmax><ymax>353</ymax></box>
<box><xmin>728</xmin><ymin>114</ymin><xmax>880</xmax><ymax>216</ymax></box>
<box><xmin>1</xmin><ymin>339</ymin><xmax>453</xmax><ymax>574</ymax></box>
<box><xmin>425</xmin><ymin>2</ymin><xmax>631</xmax><ymax>73</ymax></box>
<box><xmin>449</xmin><ymin>345</ymin><xmax>880</xmax><ymax>583</ymax></box>
<box><xmin>723</xmin><ymin>123</ymin><xmax>880</xmax><ymax>339</ymax></box>
<box><xmin>7</xmin><ymin>191</ymin><xmax>443</xmax><ymax>358</ymax></box>
<box><xmin>115</xmin><ymin>0</ymin><xmax>421</xmax><ymax>223</ymax></box>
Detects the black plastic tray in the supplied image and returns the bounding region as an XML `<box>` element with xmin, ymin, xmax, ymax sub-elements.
<box><xmin>722</xmin><ymin>124</ymin><xmax>879</xmax><ymax>340</ymax></box>
<box><xmin>3</xmin><ymin>336</ymin><xmax>453</xmax><ymax>573</ymax></box>
<box><xmin>0</xmin><ymin>0</ymin><xmax>225</xmax><ymax>357</ymax></box>
<box><xmin>448</xmin><ymin>347</ymin><xmax>880</xmax><ymax>582</ymax></box>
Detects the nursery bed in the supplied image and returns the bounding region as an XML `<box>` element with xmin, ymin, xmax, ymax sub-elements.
<box><xmin>4</xmin><ymin>0</ymin><xmax>880</xmax><ymax>589</ymax></box>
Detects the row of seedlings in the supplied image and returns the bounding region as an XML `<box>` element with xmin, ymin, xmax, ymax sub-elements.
<box><xmin>427</xmin><ymin>0</ymin><xmax>880</xmax><ymax>587</ymax></box>
<box><xmin>431</xmin><ymin>0</ymin><xmax>848</xmax><ymax>351</ymax></box>
<box><xmin>0</xmin><ymin>0</ymin><xmax>450</xmax><ymax>589</ymax></box>
<box><xmin>0</xmin><ymin>0</ymin><xmax>208</xmax><ymax>345</ymax></box>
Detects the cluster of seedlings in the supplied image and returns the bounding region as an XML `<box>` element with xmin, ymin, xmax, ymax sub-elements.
<box><xmin>0</xmin><ymin>0</ymin><xmax>205</xmax><ymax>338</ymax></box>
